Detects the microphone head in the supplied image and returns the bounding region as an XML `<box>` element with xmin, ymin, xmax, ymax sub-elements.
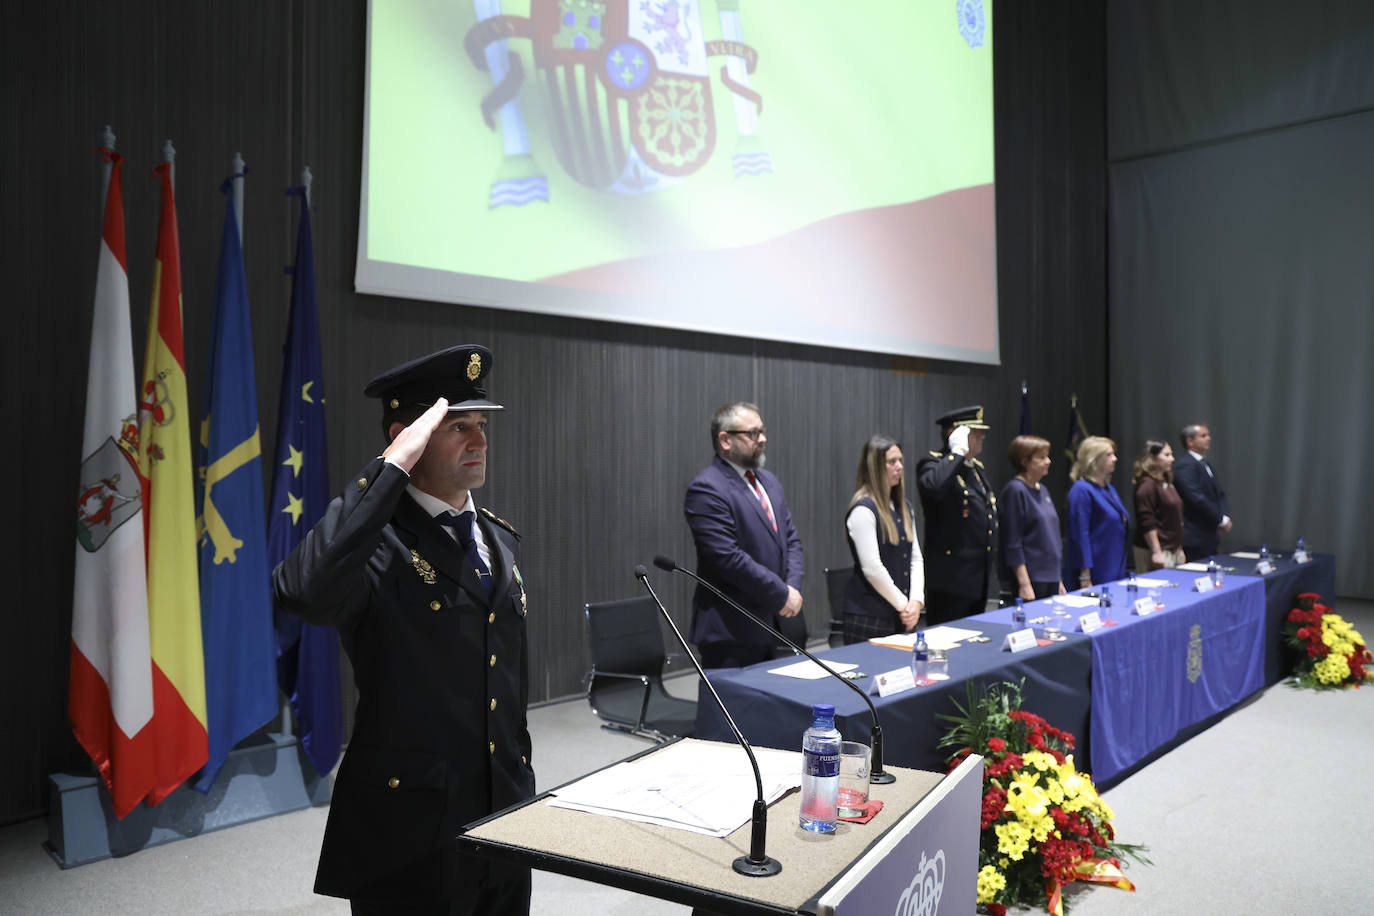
<box><xmin>653</xmin><ymin>555</ymin><xmax>677</xmax><ymax>572</ymax></box>
<box><xmin>633</xmin><ymin>565</ymin><xmax>650</xmax><ymax>580</ymax></box>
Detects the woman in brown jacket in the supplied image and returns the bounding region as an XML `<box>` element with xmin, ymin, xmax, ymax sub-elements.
<box><xmin>1132</xmin><ymin>439</ymin><xmax>1186</xmax><ymax>570</ymax></box>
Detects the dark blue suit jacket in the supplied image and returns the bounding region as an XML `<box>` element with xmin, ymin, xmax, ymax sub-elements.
<box><xmin>684</xmin><ymin>456</ymin><xmax>804</xmax><ymax>650</ymax></box>
<box><xmin>1173</xmin><ymin>450</ymin><xmax>1228</xmax><ymax>556</ymax></box>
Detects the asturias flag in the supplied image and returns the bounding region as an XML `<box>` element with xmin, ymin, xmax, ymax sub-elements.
<box><xmin>267</xmin><ymin>185</ymin><xmax>343</xmax><ymax>778</ymax></box>
<box><xmin>70</xmin><ymin>147</ymin><xmax>159</xmax><ymax>819</ymax></box>
<box><xmin>192</xmin><ymin>173</ymin><xmax>278</xmax><ymax>792</ymax></box>
<box><xmin>136</xmin><ymin>156</ymin><xmax>209</xmax><ymax>803</ymax></box>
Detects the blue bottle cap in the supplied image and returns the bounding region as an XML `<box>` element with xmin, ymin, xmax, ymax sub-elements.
<box><xmin>812</xmin><ymin>703</ymin><xmax>835</xmax><ymax>717</ymax></box>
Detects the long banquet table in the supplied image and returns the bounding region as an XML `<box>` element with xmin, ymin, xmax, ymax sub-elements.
<box><xmin>693</xmin><ymin>552</ymin><xmax>1335</xmax><ymax>785</ymax></box>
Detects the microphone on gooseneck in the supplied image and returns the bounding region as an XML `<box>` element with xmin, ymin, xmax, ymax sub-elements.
<box><xmin>632</xmin><ymin>566</ymin><xmax>781</xmax><ymax>877</ymax></box>
<box><xmin>652</xmin><ymin>554</ymin><xmax>896</xmax><ymax>786</ymax></box>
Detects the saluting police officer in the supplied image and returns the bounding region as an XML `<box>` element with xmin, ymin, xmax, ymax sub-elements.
<box><xmin>272</xmin><ymin>344</ymin><xmax>534</xmax><ymax>915</ymax></box>
<box><xmin>915</xmin><ymin>405</ymin><xmax>999</xmax><ymax>624</ymax></box>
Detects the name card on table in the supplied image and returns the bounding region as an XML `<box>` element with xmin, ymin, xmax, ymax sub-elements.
<box><xmin>1001</xmin><ymin>628</ymin><xmax>1039</xmax><ymax>654</ymax></box>
<box><xmin>1076</xmin><ymin>611</ymin><xmax>1104</xmax><ymax>634</ymax></box>
<box><xmin>1133</xmin><ymin>596</ymin><xmax>1157</xmax><ymax>616</ymax></box>
<box><xmin>871</xmin><ymin>667</ymin><xmax>918</xmax><ymax>697</ymax></box>
<box><xmin>1254</xmin><ymin>559</ymin><xmax>1276</xmax><ymax>575</ymax></box>
<box><xmin>1193</xmin><ymin>575</ymin><xmax>1216</xmax><ymax>592</ymax></box>
<box><xmin>1293</xmin><ymin>549</ymin><xmax>1311</xmax><ymax>564</ymax></box>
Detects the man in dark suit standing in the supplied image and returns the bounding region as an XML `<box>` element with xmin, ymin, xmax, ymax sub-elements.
<box><xmin>916</xmin><ymin>405</ymin><xmax>998</xmax><ymax>624</ymax></box>
<box><xmin>1173</xmin><ymin>422</ymin><xmax>1232</xmax><ymax>561</ymax></box>
<box><xmin>684</xmin><ymin>402</ymin><xmax>805</xmax><ymax>668</ymax></box>
<box><xmin>273</xmin><ymin>345</ymin><xmax>534</xmax><ymax>915</ymax></box>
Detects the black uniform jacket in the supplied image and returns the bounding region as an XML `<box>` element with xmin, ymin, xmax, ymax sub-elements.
<box><xmin>915</xmin><ymin>449</ymin><xmax>999</xmax><ymax>599</ymax></box>
<box><xmin>272</xmin><ymin>457</ymin><xmax>534</xmax><ymax>902</ymax></box>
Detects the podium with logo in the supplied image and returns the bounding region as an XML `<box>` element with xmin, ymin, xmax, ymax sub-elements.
<box><xmin>457</xmin><ymin>738</ymin><xmax>981</xmax><ymax>915</ymax></box>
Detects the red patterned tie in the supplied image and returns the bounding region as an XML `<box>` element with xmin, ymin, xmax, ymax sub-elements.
<box><xmin>745</xmin><ymin>470</ymin><xmax>777</xmax><ymax>532</ymax></box>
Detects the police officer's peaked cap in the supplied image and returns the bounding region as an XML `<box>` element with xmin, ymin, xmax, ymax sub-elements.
<box><xmin>935</xmin><ymin>405</ymin><xmax>990</xmax><ymax>430</ymax></box>
<box><xmin>364</xmin><ymin>344</ymin><xmax>504</xmax><ymax>413</ymax></box>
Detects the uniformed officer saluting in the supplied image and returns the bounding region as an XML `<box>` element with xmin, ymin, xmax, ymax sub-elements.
<box><xmin>915</xmin><ymin>405</ymin><xmax>999</xmax><ymax>625</ymax></box>
<box><xmin>273</xmin><ymin>344</ymin><xmax>534</xmax><ymax>915</ymax></box>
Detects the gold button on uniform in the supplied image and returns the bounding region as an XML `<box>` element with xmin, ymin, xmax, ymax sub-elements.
<box><xmin>489</xmin><ymin>654</ymin><xmax>496</xmax><ymax>667</ymax></box>
<box><xmin>387</xmin><ymin>777</ymin><xmax>400</xmax><ymax>789</ymax></box>
<box><xmin>521</xmin><ymin>755</ymin><xmax>527</xmax><ymax>766</ymax></box>
<box><xmin>356</xmin><ymin>477</ymin><xmax>368</xmax><ymax>490</ymax></box>
<box><xmin>488</xmin><ymin>741</ymin><xmax>495</xmax><ymax>754</ymax></box>
<box><xmin>489</xmin><ymin>698</ymin><xmax>497</xmax><ymax>711</ymax></box>
<box><xmin>430</xmin><ymin>600</ymin><xmax>441</xmax><ymax>611</ymax></box>
<box><xmin>488</xmin><ymin>612</ymin><xmax>495</xmax><ymax>624</ymax></box>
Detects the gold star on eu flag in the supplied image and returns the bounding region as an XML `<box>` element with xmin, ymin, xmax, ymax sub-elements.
<box><xmin>301</xmin><ymin>380</ymin><xmax>316</xmax><ymax>403</ymax></box>
<box><xmin>283</xmin><ymin>444</ymin><xmax>304</xmax><ymax>478</ymax></box>
<box><xmin>282</xmin><ymin>491</ymin><xmax>304</xmax><ymax>524</ymax></box>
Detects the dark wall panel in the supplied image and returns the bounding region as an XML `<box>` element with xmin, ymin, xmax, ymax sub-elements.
<box><xmin>0</xmin><ymin>0</ymin><xmax>1107</xmax><ymax>823</ymax></box>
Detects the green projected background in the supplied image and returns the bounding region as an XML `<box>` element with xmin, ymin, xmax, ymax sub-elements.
<box><xmin>358</xmin><ymin>0</ymin><xmax>998</xmax><ymax>363</ymax></box>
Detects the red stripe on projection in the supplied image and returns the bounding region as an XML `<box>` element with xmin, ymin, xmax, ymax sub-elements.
<box><xmin>144</xmin><ymin>660</ymin><xmax>208</xmax><ymax>807</ymax></box>
<box><xmin>151</xmin><ymin>163</ymin><xmax>185</xmax><ymax>367</ymax></box>
<box><xmin>102</xmin><ymin>155</ymin><xmax>127</xmax><ymax>271</ymax></box>
<box><xmin>68</xmin><ymin>644</ymin><xmax>159</xmax><ymax>819</ymax></box>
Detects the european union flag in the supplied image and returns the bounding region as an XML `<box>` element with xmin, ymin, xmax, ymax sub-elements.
<box><xmin>193</xmin><ymin>176</ymin><xmax>278</xmax><ymax>792</ymax></box>
<box><xmin>267</xmin><ymin>185</ymin><xmax>343</xmax><ymax>779</ymax></box>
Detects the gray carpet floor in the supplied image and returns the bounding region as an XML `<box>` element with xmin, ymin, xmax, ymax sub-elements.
<box><xmin>1</xmin><ymin>598</ymin><xmax>1369</xmax><ymax>914</ymax></box>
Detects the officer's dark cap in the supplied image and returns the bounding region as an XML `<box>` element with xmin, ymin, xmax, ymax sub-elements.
<box><xmin>364</xmin><ymin>344</ymin><xmax>504</xmax><ymax>414</ymax></box>
<box><xmin>935</xmin><ymin>405</ymin><xmax>990</xmax><ymax>430</ymax></box>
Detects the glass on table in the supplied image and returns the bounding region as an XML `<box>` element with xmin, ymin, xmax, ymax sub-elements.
<box><xmin>837</xmin><ymin>741</ymin><xmax>872</xmax><ymax>817</ymax></box>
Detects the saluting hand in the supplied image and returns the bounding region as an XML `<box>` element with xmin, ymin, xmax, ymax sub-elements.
<box><xmin>382</xmin><ymin>398</ymin><xmax>449</xmax><ymax>473</ymax></box>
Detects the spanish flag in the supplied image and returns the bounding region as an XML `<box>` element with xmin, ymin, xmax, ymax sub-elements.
<box><xmin>136</xmin><ymin>153</ymin><xmax>208</xmax><ymax>803</ymax></box>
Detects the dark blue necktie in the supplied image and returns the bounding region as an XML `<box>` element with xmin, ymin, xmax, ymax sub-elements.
<box><xmin>438</xmin><ymin>511</ymin><xmax>493</xmax><ymax>597</ymax></box>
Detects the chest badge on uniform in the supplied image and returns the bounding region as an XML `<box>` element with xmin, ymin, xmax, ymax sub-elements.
<box><xmin>513</xmin><ymin>563</ymin><xmax>527</xmax><ymax>615</ymax></box>
<box><xmin>410</xmin><ymin>549</ymin><xmax>437</xmax><ymax>585</ymax></box>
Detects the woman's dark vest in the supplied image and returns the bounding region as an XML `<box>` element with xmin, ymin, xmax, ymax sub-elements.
<box><xmin>842</xmin><ymin>497</ymin><xmax>913</xmax><ymax>619</ymax></box>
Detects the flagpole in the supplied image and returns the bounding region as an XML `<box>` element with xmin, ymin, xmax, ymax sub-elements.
<box><xmin>231</xmin><ymin>152</ymin><xmax>245</xmax><ymax>245</ymax></box>
<box><xmin>163</xmin><ymin>139</ymin><xmax>175</xmax><ymax>190</ymax></box>
<box><xmin>301</xmin><ymin>165</ymin><xmax>312</xmax><ymax>208</ymax></box>
<box><xmin>99</xmin><ymin>125</ymin><xmax>116</xmax><ymax>201</ymax></box>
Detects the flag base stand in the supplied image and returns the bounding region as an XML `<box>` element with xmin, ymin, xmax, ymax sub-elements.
<box><xmin>43</xmin><ymin>731</ymin><xmax>329</xmax><ymax>868</ymax></box>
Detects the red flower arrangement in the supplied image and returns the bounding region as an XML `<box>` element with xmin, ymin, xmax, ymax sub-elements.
<box><xmin>939</xmin><ymin>681</ymin><xmax>1147</xmax><ymax>915</ymax></box>
<box><xmin>1284</xmin><ymin>593</ymin><xmax>1372</xmax><ymax>689</ymax></box>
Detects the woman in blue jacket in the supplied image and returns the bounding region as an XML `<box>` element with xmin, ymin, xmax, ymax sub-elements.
<box><xmin>1066</xmin><ymin>436</ymin><xmax>1129</xmax><ymax>587</ymax></box>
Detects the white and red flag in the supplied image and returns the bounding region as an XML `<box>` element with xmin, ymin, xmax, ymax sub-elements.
<box><xmin>70</xmin><ymin>144</ymin><xmax>158</xmax><ymax>819</ymax></box>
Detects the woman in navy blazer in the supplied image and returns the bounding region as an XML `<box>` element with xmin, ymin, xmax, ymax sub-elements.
<box><xmin>1066</xmin><ymin>436</ymin><xmax>1130</xmax><ymax>587</ymax></box>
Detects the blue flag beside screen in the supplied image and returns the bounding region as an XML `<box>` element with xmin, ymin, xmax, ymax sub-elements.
<box><xmin>193</xmin><ymin>181</ymin><xmax>278</xmax><ymax>792</ymax></box>
<box><xmin>267</xmin><ymin>186</ymin><xmax>344</xmax><ymax>778</ymax></box>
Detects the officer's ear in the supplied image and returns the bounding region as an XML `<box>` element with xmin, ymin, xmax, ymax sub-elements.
<box><xmin>388</xmin><ymin>421</ymin><xmax>406</xmax><ymax>443</ymax></box>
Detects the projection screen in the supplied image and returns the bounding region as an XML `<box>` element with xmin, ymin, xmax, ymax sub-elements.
<box><xmin>356</xmin><ymin>0</ymin><xmax>998</xmax><ymax>364</ymax></box>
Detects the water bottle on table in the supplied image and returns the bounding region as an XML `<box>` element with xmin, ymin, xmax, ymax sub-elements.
<box><xmin>1208</xmin><ymin>557</ymin><xmax>1221</xmax><ymax>588</ymax></box>
<box><xmin>911</xmin><ymin>630</ymin><xmax>929</xmax><ymax>683</ymax></box>
<box><xmin>800</xmin><ymin>703</ymin><xmax>841</xmax><ymax>833</ymax></box>
<box><xmin>1012</xmin><ymin>597</ymin><xmax>1026</xmax><ymax>629</ymax></box>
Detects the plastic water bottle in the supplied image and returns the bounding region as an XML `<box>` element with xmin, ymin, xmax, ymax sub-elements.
<box><xmin>1100</xmin><ymin>586</ymin><xmax>1112</xmax><ymax>609</ymax></box>
<box><xmin>1012</xmin><ymin>597</ymin><xmax>1027</xmax><ymax>629</ymax></box>
<box><xmin>1296</xmin><ymin>535</ymin><xmax>1307</xmax><ymax>553</ymax></box>
<box><xmin>1259</xmin><ymin>542</ymin><xmax>1271</xmax><ymax>563</ymax></box>
<box><xmin>1208</xmin><ymin>557</ymin><xmax>1221</xmax><ymax>587</ymax></box>
<box><xmin>1126</xmin><ymin>573</ymin><xmax>1139</xmax><ymax>599</ymax></box>
<box><xmin>912</xmin><ymin>631</ymin><xmax>929</xmax><ymax>682</ymax></box>
<box><xmin>800</xmin><ymin>703</ymin><xmax>841</xmax><ymax>833</ymax></box>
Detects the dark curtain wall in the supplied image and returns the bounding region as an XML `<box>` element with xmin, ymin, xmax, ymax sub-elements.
<box><xmin>0</xmin><ymin>0</ymin><xmax>1105</xmax><ymax>823</ymax></box>
<box><xmin>1106</xmin><ymin>0</ymin><xmax>1374</xmax><ymax>598</ymax></box>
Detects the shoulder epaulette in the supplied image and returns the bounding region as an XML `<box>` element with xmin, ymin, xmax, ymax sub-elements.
<box><xmin>928</xmin><ymin>450</ymin><xmax>943</xmax><ymax>457</ymax></box>
<box><xmin>480</xmin><ymin>507</ymin><xmax>520</xmax><ymax>539</ymax></box>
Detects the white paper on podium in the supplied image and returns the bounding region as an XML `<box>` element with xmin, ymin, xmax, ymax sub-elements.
<box><xmin>547</xmin><ymin>741</ymin><xmax>799</xmax><ymax>837</ymax></box>
<box><xmin>765</xmin><ymin>658</ymin><xmax>858</xmax><ymax>679</ymax></box>
<box><xmin>869</xmin><ymin>625</ymin><xmax>981</xmax><ymax>651</ymax></box>
<box><xmin>1051</xmin><ymin>595</ymin><xmax>1101</xmax><ymax>609</ymax></box>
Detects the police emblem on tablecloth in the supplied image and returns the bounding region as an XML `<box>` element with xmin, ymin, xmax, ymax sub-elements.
<box><xmin>1187</xmin><ymin>624</ymin><xmax>1203</xmax><ymax>683</ymax></box>
<box><xmin>464</xmin><ymin>0</ymin><xmax>772</xmax><ymax>206</ymax></box>
<box><xmin>896</xmin><ymin>848</ymin><xmax>945</xmax><ymax>916</ymax></box>
<box><xmin>957</xmin><ymin>0</ymin><xmax>985</xmax><ymax>49</ymax></box>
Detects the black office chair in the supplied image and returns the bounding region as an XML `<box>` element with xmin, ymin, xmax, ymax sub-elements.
<box><xmin>584</xmin><ymin>596</ymin><xmax>698</xmax><ymax>743</ymax></box>
<box><xmin>824</xmin><ymin>566</ymin><xmax>854</xmax><ymax>647</ymax></box>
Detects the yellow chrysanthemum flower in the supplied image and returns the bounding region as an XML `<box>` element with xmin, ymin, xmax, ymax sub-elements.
<box><xmin>977</xmin><ymin>865</ymin><xmax>1006</xmax><ymax>903</ymax></box>
<box><xmin>995</xmin><ymin>820</ymin><xmax>1032</xmax><ymax>861</ymax></box>
<box><xmin>1006</xmin><ymin>780</ymin><xmax>1050</xmax><ymax>820</ymax></box>
<box><xmin>1022</xmin><ymin>750</ymin><xmax>1056</xmax><ymax>772</ymax></box>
